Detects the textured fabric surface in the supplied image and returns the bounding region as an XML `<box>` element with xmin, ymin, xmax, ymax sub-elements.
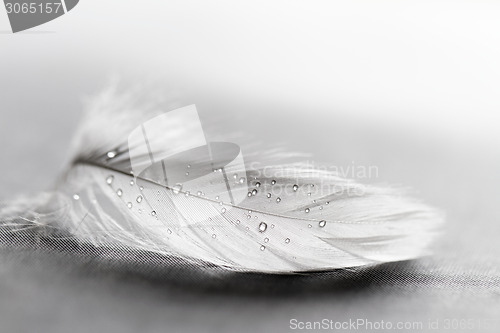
<box><xmin>0</xmin><ymin>228</ymin><xmax>499</xmax><ymax>333</ymax></box>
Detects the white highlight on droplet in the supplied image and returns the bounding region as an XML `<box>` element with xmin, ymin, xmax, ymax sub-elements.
<box><xmin>172</xmin><ymin>184</ymin><xmax>182</xmax><ymax>194</ymax></box>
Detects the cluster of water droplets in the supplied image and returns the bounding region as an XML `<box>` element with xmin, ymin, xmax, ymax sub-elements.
<box><xmin>101</xmin><ymin>164</ymin><xmax>330</xmax><ymax>253</ymax></box>
<box><xmin>215</xmin><ymin>177</ymin><xmax>330</xmax><ymax>251</ymax></box>
<box><xmin>104</xmin><ymin>173</ymin><xmax>161</xmax><ymax>218</ymax></box>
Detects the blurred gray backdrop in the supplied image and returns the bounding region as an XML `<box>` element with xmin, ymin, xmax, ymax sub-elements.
<box><xmin>1</xmin><ymin>1</ymin><xmax>499</xmax><ymax>332</ymax></box>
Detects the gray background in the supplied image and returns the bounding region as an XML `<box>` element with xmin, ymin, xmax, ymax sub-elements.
<box><xmin>1</xmin><ymin>1</ymin><xmax>499</xmax><ymax>332</ymax></box>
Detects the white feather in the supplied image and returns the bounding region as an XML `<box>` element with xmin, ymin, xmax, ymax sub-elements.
<box><xmin>0</xmin><ymin>84</ymin><xmax>443</xmax><ymax>273</ymax></box>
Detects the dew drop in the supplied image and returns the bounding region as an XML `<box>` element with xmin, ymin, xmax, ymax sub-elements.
<box><xmin>72</xmin><ymin>194</ymin><xmax>80</xmax><ymax>200</ymax></box>
<box><xmin>106</xmin><ymin>175</ymin><xmax>114</xmax><ymax>185</ymax></box>
<box><xmin>264</xmin><ymin>238</ymin><xmax>269</xmax><ymax>243</ymax></box>
<box><xmin>276</xmin><ymin>197</ymin><xmax>281</xmax><ymax>203</ymax></box>
<box><xmin>305</xmin><ymin>208</ymin><xmax>310</xmax><ymax>213</ymax></box>
<box><xmin>266</xmin><ymin>193</ymin><xmax>272</xmax><ymax>198</ymax></box>
<box><xmin>127</xmin><ymin>202</ymin><xmax>132</xmax><ymax>209</ymax></box>
<box><xmin>129</xmin><ymin>179</ymin><xmax>135</xmax><ymax>186</ymax></box>
<box><xmin>151</xmin><ymin>210</ymin><xmax>157</xmax><ymax>216</ymax></box>
<box><xmin>185</xmin><ymin>191</ymin><xmax>190</xmax><ymax>197</ymax></box>
<box><xmin>293</xmin><ymin>184</ymin><xmax>298</xmax><ymax>191</ymax></box>
<box><xmin>239</xmin><ymin>177</ymin><xmax>246</xmax><ymax>184</ymax></box>
<box><xmin>247</xmin><ymin>192</ymin><xmax>252</xmax><ymax>197</ymax></box>
<box><xmin>136</xmin><ymin>195</ymin><xmax>143</xmax><ymax>203</ymax></box>
<box><xmin>116</xmin><ymin>189</ymin><xmax>123</xmax><ymax>197</ymax></box>
<box><xmin>260</xmin><ymin>245</ymin><xmax>266</xmax><ymax>251</ymax></box>
<box><xmin>197</xmin><ymin>191</ymin><xmax>203</xmax><ymax>196</ymax></box>
<box><xmin>215</xmin><ymin>196</ymin><xmax>219</xmax><ymax>200</ymax></box>
<box><xmin>259</xmin><ymin>222</ymin><xmax>267</xmax><ymax>232</ymax></box>
<box><xmin>212</xmin><ymin>234</ymin><xmax>216</xmax><ymax>239</ymax></box>
<box><xmin>271</xmin><ymin>180</ymin><xmax>276</xmax><ymax>185</ymax></box>
<box><xmin>285</xmin><ymin>238</ymin><xmax>290</xmax><ymax>244</ymax></box>
<box><xmin>233</xmin><ymin>173</ymin><xmax>238</xmax><ymax>179</ymax></box>
<box><xmin>219</xmin><ymin>201</ymin><xmax>224</xmax><ymax>206</ymax></box>
<box><xmin>326</xmin><ymin>201</ymin><xmax>330</xmax><ymax>205</ymax></box>
<box><xmin>221</xmin><ymin>208</ymin><xmax>226</xmax><ymax>214</ymax></box>
<box><xmin>319</xmin><ymin>220</ymin><xmax>327</xmax><ymax>228</ymax></box>
<box><xmin>139</xmin><ymin>186</ymin><xmax>144</xmax><ymax>191</ymax></box>
<box><xmin>271</xmin><ymin>224</ymin><xmax>275</xmax><ymax>229</ymax></box>
<box><xmin>247</xmin><ymin>215</ymin><xmax>251</xmax><ymax>219</ymax></box>
<box><xmin>319</xmin><ymin>206</ymin><xmax>323</xmax><ymax>210</ymax></box>
<box><xmin>185</xmin><ymin>172</ymin><xmax>189</xmax><ymax>176</ymax></box>
<box><xmin>187</xmin><ymin>164</ymin><xmax>191</xmax><ymax>169</ymax></box>
<box><xmin>236</xmin><ymin>220</ymin><xmax>240</xmax><ymax>224</ymax></box>
<box><xmin>167</xmin><ymin>229</ymin><xmax>172</xmax><ymax>234</ymax></box>
<box><xmin>248</xmin><ymin>210</ymin><xmax>252</xmax><ymax>214</ymax></box>
<box><xmin>107</xmin><ymin>151</ymin><xmax>117</xmax><ymax>159</ymax></box>
<box><xmin>251</xmin><ymin>189</ymin><xmax>258</xmax><ymax>196</ymax></box>
<box><xmin>307</xmin><ymin>192</ymin><xmax>311</xmax><ymax>196</ymax></box>
<box><xmin>308</xmin><ymin>224</ymin><xmax>312</xmax><ymax>228</ymax></box>
<box><xmin>172</xmin><ymin>184</ymin><xmax>182</xmax><ymax>194</ymax></box>
<box><xmin>255</xmin><ymin>182</ymin><xmax>261</xmax><ymax>188</ymax></box>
